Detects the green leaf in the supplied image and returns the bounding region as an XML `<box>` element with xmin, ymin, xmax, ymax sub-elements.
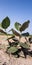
<box><xmin>22</xmin><ymin>32</ymin><xmax>29</xmax><ymax>36</ymax></box>
<box><xmin>7</xmin><ymin>47</ymin><xmax>18</xmax><ymax>53</ymax></box>
<box><xmin>14</xmin><ymin>22</ymin><xmax>21</xmax><ymax>30</ymax></box>
<box><xmin>0</xmin><ymin>23</ymin><xmax>2</xmax><ymax>27</ymax></box>
<box><xmin>11</xmin><ymin>28</ymin><xmax>21</xmax><ymax>36</ymax></box>
<box><xmin>1</xmin><ymin>16</ymin><xmax>10</xmax><ymax>30</ymax></box>
<box><xmin>20</xmin><ymin>42</ymin><xmax>30</xmax><ymax>49</ymax></box>
<box><xmin>20</xmin><ymin>20</ymin><xmax>30</xmax><ymax>32</ymax></box>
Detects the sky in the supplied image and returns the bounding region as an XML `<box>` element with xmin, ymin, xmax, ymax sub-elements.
<box><xmin>0</xmin><ymin>0</ymin><xmax>32</xmax><ymax>34</ymax></box>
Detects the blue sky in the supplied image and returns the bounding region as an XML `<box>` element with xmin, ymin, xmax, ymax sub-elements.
<box><xmin>0</xmin><ymin>0</ymin><xmax>32</xmax><ymax>34</ymax></box>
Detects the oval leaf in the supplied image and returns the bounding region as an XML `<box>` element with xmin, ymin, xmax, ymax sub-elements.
<box><xmin>7</xmin><ymin>47</ymin><xmax>18</xmax><ymax>53</ymax></box>
<box><xmin>14</xmin><ymin>22</ymin><xmax>21</xmax><ymax>30</ymax></box>
<box><xmin>1</xmin><ymin>16</ymin><xmax>10</xmax><ymax>29</ymax></box>
<box><xmin>20</xmin><ymin>20</ymin><xmax>30</xmax><ymax>32</ymax></box>
<box><xmin>11</xmin><ymin>28</ymin><xmax>21</xmax><ymax>36</ymax></box>
<box><xmin>20</xmin><ymin>42</ymin><xmax>30</xmax><ymax>49</ymax></box>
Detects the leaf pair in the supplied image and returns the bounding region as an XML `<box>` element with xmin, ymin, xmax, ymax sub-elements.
<box><xmin>14</xmin><ymin>20</ymin><xmax>30</xmax><ymax>32</ymax></box>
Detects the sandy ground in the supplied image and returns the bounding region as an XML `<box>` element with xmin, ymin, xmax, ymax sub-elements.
<box><xmin>0</xmin><ymin>49</ymin><xmax>32</xmax><ymax>65</ymax></box>
<box><xmin>0</xmin><ymin>35</ymin><xmax>32</xmax><ymax>65</ymax></box>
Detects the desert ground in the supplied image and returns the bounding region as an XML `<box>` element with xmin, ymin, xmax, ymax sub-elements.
<box><xmin>0</xmin><ymin>35</ymin><xmax>32</xmax><ymax>65</ymax></box>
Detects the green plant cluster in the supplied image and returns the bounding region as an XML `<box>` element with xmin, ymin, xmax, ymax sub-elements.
<box><xmin>0</xmin><ymin>16</ymin><xmax>32</xmax><ymax>58</ymax></box>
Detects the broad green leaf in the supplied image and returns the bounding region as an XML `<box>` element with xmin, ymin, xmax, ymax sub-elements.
<box><xmin>14</xmin><ymin>22</ymin><xmax>21</xmax><ymax>30</ymax></box>
<box><xmin>1</xmin><ymin>16</ymin><xmax>10</xmax><ymax>30</ymax></box>
<box><xmin>7</xmin><ymin>47</ymin><xmax>18</xmax><ymax>53</ymax></box>
<box><xmin>20</xmin><ymin>20</ymin><xmax>30</xmax><ymax>32</ymax></box>
<box><xmin>20</xmin><ymin>42</ymin><xmax>30</xmax><ymax>49</ymax></box>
